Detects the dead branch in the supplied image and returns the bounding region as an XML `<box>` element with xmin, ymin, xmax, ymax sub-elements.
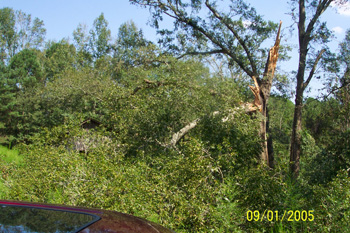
<box><xmin>169</xmin><ymin>118</ymin><xmax>200</xmax><ymax>147</ymax></box>
<box><xmin>303</xmin><ymin>48</ymin><xmax>326</xmax><ymax>90</ymax></box>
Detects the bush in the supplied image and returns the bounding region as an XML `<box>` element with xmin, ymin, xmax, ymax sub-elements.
<box><xmin>308</xmin><ymin>170</ymin><xmax>350</xmax><ymax>232</ymax></box>
<box><xmin>2</xmin><ymin>123</ymin><xmax>238</xmax><ymax>231</ymax></box>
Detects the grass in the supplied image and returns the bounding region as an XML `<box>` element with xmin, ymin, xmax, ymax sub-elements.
<box><xmin>0</xmin><ymin>145</ymin><xmax>23</xmax><ymax>166</ymax></box>
<box><xmin>0</xmin><ymin>145</ymin><xmax>24</xmax><ymax>199</ymax></box>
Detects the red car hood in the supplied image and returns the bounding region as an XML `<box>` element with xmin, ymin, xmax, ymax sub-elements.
<box><xmin>0</xmin><ymin>200</ymin><xmax>175</xmax><ymax>233</ymax></box>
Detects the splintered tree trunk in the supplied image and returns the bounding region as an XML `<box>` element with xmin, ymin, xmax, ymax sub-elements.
<box><xmin>252</xmin><ymin>21</ymin><xmax>282</xmax><ymax>167</ymax></box>
<box><xmin>255</xmin><ymin>79</ymin><xmax>272</xmax><ymax>167</ymax></box>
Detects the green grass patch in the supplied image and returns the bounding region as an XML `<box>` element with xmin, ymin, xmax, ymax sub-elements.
<box><xmin>0</xmin><ymin>181</ymin><xmax>9</xmax><ymax>199</ymax></box>
<box><xmin>0</xmin><ymin>145</ymin><xmax>23</xmax><ymax>166</ymax></box>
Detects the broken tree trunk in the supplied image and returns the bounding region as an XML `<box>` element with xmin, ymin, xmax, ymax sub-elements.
<box><xmin>254</xmin><ymin>21</ymin><xmax>282</xmax><ymax>167</ymax></box>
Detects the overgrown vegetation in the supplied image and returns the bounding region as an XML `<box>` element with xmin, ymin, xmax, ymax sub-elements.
<box><xmin>0</xmin><ymin>2</ymin><xmax>350</xmax><ymax>232</ymax></box>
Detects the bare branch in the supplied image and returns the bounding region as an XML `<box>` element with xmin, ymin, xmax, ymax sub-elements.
<box><xmin>303</xmin><ymin>48</ymin><xmax>326</xmax><ymax>90</ymax></box>
<box><xmin>169</xmin><ymin>118</ymin><xmax>200</xmax><ymax>147</ymax></box>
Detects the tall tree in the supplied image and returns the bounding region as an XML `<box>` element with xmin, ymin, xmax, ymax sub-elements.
<box><xmin>289</xmin><ymin>0</ymin><xmax>349</xmax><ymax>178</ymax></box>
<box><xmin>44</xmin><ymin>40</ymin><xmax>77</xmax><ymax>81</ymax></box>
<box><xmin>131</xmin><ymin>0</ymin><xmax>282</xmax><ymax>167</ymax></box>
<box><xmin>15</xmin><ymin>10</ymin><xmax>46</xmax><ymax>50</ymax></box>
<box><xmin>0</xmin><ymin>61</ymin><xmax>17</xmax><ymax>144</ymax></box>
<box><xmin>8</xmin><ymin>48</ymin><xmax>44</xmax><ymax>90</ymax></box>
<box><xmin>0</xmin><ymin>7</ymin><xmax>46</xmax><ymax>63</ymax></box>
<box><xmin>115</xmin><ymin>20</ymin><xmax>149</xmax><ymax>66</ymax></box>
<box><xmin>73</xmin><ymin>23</ymin><xmax>92</xmax><ymax>66</ymax></box>
<box><xmin>89</xmin><ymin>13</ymin><xmax>112</xmax><ymax>59</ymax></box>
<box><xmin>0</xmin><ymin>8</ymin><xmax>16</xmax><ymax>62</ymax></box>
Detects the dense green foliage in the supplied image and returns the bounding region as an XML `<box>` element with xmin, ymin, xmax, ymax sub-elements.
<box><xmin>0</xmin><ymin>5</ymin><xmax>350</xmax><ymax>232</ymax></box>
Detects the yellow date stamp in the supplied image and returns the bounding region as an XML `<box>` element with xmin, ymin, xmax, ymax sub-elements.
<box><xmin>246</xmin><ymin>210</ymin><xmax>314</xmax><ymax>222</ymax></box>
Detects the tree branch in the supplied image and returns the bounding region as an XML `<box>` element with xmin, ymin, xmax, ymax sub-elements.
<box><xmin>177</xmin><ymin>49</ymin><xmax>224</xmax><ymax>59</ymax></box>
<box><xmin>204</xmin><ymin>0</ymin><xmax>257</xmax><ymax>76</ymax></box>
<box><xmin>322</xmin><ymin>67</ymin><xmax>350</xmax><ymax>100</ymax></box>
<box><xmin>155</xmin><ymin>0</ymin><xmax>254</xmax><ymax>77</ymax></box>
<box><xmin>304</xmin><ymin>0</ymin><xmax>332</xmax><ymax>43</ymax></box>
<box><xmin>298</xmin><ymin>0</ymin><xmax>306</xmax><ymax>44</ymax></box>
<box><xmin>303</xmin><ymin>48</ymin><xmax>326</xmax><ymax>90</ymax></box>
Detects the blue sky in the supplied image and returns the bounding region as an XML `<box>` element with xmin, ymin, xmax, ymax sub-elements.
<box><xmin>1</xmin><ymin>0</ymin><xmax>348</xmax><ymax>44</ymax></box>
<box><xmin>1</xmin><ymin>0</ymin><xmax>349</xmax><ymax>96</ymax></box>
<box><xmin>0</xmin><ymin>0</ymin><xmax>155</xmax><ymax>42</ymax></box>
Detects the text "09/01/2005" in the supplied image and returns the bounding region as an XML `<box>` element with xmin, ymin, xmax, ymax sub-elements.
<box><xmin>246</xmin><ymin>210</ymin><xmax>314</xmax><ymax>222</ymax></box>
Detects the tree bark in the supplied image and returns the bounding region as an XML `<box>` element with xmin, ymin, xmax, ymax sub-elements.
<box><xmin>267</xmin><ymin>106</ymin><xmax>274</xmax><ymax>168</ymax></box>
<box><xmin>290</xmin><ymin>48</ymin><xmax>327</xmax><ymax>178</ymax></box>
<box><xmin>290</xmin><ymin>83</ymin><xmax>304</xmax><ymax>178</ymax></box>
<box><xmin>289</xmin><ymin>29</ymin><xmax>307</xmax><ymax>176</ymax></box>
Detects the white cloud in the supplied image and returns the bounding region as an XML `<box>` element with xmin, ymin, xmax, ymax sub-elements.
<box><xmin>332</xmin><ymin>26</ymin><xmax>344</xmax><ymax>34</ymax></box>
<box><xmin>331</xmin><ymin>2</ymin><xmax>350</xmax><ymax>16</ymax></box>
